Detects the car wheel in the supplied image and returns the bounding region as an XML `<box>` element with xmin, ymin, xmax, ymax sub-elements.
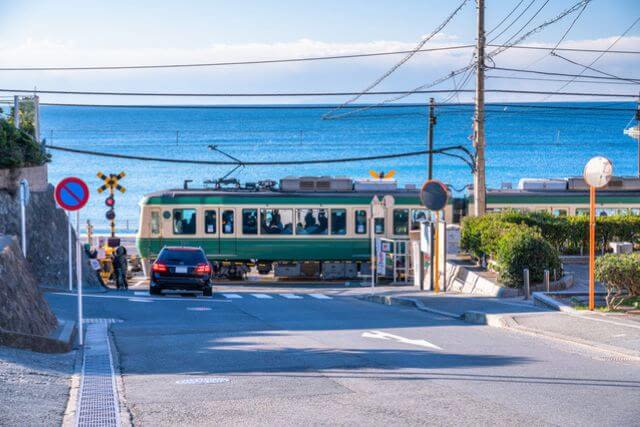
<box><xmin>203</xmin><ymin>286</ymin><xmax>213</xmax><ymax>297</ymax></box>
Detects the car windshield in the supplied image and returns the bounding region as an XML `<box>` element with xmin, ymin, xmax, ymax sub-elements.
<box><xmin>157</xmin><ymin>249</ymin><xmax>206</xmax><ymax>265</ymax></box>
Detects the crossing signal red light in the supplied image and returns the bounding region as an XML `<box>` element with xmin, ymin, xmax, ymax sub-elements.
<box><xmin>105</xmin><ymin>195</ymin><xmax>115</xmax><ymax>207</ymax></box>
<box><xmin>106</xmin><ymin>209</ymin><xmax>116</xmax><ymax>221</ymax></box>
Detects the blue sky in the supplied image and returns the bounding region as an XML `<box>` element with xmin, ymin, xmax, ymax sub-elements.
<box><xmin>0</xmin><ymin>0</ymin><xmax>639</xmax><ymax>104</ymax></box>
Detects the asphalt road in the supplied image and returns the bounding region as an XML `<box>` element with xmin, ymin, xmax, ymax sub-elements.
<box><xmin>46</xmin><ymin>288</ymin><xmax>640</xmax><ymax>426</ymax></box>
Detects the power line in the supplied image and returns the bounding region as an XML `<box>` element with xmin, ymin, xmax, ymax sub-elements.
<box><xmin>0</xmin><ymin>43</ymin><xmax>637</xmax><ymax>73</ymax></box>
<box><xmin>43</xmin><ymin>143</ymin><xmax>469</xmax><ymax>166</ymax></box>
<box><xmin>322</xmin><ymin>0</ymin><xmax>470</xmax><ymax>119</ymax></box>
<box><xmin>544</xmin><ymin>14</ymin><xmax>640</xmax><ymax>99</ymax></box>
<box><xmin>487</xmin><ymin>0</ymin><xmax>526</xmax><ymax>36</ymax></box>
<box><xmin>488</xmin><ymin>0</ymin><xmax>537</xmax><ymax>44</ymax></box>
<box><xmin>488</xmin><ymin>66</ymin><xmax>640</xmax><ymax>82</ymax></box>
<box><xmin>550</xmin><ymin>52</ymin><xmax>640</xmax><ymax>84</ymax></box>
<box><xmin>487</xmin><ymin>75</ymin><xmax>639</xmax><ymax>85</ymax></box>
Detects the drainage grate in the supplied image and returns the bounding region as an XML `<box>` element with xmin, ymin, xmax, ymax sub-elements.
<box><xmin>76</xmin><ymin>323</ymin><xmax>120</xmax><ymax>427</ymax></box>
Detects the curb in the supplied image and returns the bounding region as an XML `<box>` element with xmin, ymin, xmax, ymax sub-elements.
<box><xmin>358</xmin><ymin>294</ymin><xmax>461</xmax><ymax>319</ymax></box>
<box><xmin>0</xmin><ymin>319</ymin><xmax>77</xmax><ymax>353</ymax></box>
<box><xmin>532</xmin><ymin>292</ymin><xmax>578</xmax><ymax>313</ymax></box>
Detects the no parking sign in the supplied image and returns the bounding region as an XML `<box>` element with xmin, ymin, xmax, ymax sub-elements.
<box><xmin>55</xmin><ymin>176</ymin><xmax>90</xmax><ymax>346</ymax></box>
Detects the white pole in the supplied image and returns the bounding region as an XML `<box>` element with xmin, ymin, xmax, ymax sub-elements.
<box><xmin>370</xmin><ymin>216</ymin><xmax>375</xmax><ymax>292</ymax></box>
<box><xmin>76</xmin><ymin>210</ymin><xmax>83</xmax><ymax>346</ymax></box>
<box><xmin>68</xmin><ymin>211</ymin><xmax>73</xmax><ymax>291</ymax></box>
<box><xmin>20</xmin><ymin>192</ymin><xmax>26</xmax><ymax>258</ymax></box>
<box><xmin>13</xmin><ymin>95</ymin><xmax>20</xmax><ymax>129</ymax></box>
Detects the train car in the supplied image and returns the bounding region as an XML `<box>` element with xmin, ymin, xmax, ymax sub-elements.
<box><xmin>468</xmin><ymin>176</ymin><xmax>640</xmax><ymax>216</ymax></box>
<box><xmin>136</xmin><ymin>176</ymin><xmax>454</xmax><ymax>279</ymax></box>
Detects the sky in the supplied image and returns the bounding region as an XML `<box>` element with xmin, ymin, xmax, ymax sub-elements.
<box><xmin>0</xmin><ymin>0</ymin><xmax>639</xmax><ymax>105</ymax></box>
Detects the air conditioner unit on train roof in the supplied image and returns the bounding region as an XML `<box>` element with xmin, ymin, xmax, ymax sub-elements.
<box><xmin>354</xmin><ymin>179</ymin><xmax>398</xmax><ymax>191</ymax></box>
<box><xmin>279</xmin><ymin>176</ymin><xmax>353</xmax><ymax>192</ymax></box>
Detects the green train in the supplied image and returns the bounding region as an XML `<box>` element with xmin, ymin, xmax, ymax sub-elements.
<box><xmin>136</xmin><ymin>176</ymin><xmax>451</xmax><ymax>278</ymax></box>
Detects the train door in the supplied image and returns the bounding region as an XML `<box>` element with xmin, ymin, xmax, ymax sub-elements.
<box><xmin>203</xmin><ymin>208</ymin><xmax>221</xmax><ymax>256</ymax></box>
<box><xmin>220</xmin><ymin>208</ymin><xmax>237</xmax><ymax>257</ymax></box>
<box><xmin>147</xmin><ymin>207</ymin><xmax>163</xmax><ymax>256</ymax></box>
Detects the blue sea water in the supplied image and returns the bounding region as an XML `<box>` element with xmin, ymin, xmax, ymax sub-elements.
<box><xmin>40</xmin><ymin>102</ymin><xmax>638</xmax><ymax>232</ymax></box>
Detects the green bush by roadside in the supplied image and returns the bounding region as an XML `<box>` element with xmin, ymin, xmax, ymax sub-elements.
<box><xmin>595</xmin><ymin>253</ymin><xmax>640</xmax><ymax>310</ymax></box>
<box><xmin>494</xmin><ymin>226</ymin><xmax>562</xmax><ymax>287</ymax></box>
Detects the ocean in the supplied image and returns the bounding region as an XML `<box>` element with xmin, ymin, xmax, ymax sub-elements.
<box><xmin>40</xmin><ymin>102</ymin><xmax>638</xmax><ymax>233</ymax></box>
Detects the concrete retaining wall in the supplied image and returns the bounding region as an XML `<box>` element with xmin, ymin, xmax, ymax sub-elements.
<box><xmin>0</xmin><ymin>164</ymin><xmax>48</xmax><ymax>192</ymax></box>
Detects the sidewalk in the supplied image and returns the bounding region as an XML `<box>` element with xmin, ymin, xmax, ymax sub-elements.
<box><xmin>354</xmin><ymin>286</ymin><xmax>640</xmax><ymax>361</ymax></box>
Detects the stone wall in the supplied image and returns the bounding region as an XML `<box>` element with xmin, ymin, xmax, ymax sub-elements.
<box><xmin>0</xmin><ymin>185</ymin><xmax>101</xmax><ymax>288</ymax></box>
<box><xmin>0</xmin><ymin>236</ymin><xmax>57</xmax><ymax>337</ymax></box>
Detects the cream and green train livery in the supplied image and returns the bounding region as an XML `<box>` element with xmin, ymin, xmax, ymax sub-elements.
<box><xmin>136</xmin><ymin>176</ymin><xmax>452</xmax><ymax>278</ymax></box>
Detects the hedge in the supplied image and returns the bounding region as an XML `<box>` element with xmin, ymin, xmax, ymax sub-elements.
<box><xmin>595</xmin><ymin>253</ymin><xmax>640</xmax><ymax>309</ymax></box>
<box><xmin>461</xmin><ymin>211</ymin><xmax>640</xmax><ymax>258</ymax></box>
<box><xmin>495</xmin><ymin>227</ymin><xmax>561</xmax><ymax>287</ymax></box>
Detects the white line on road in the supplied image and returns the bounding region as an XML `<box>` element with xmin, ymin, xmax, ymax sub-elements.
<box><xmin>362</xmin><ymin>330</ymin><xmax>442</xmax><ymax>350</ymax></box>
<box><xmin>128</xmin><ymin>298</ymin><xmax>153</xmax><ymax>303</ymax></box>
<box><xmin>134</xmin><ymin>291</ymin><xmax>148</xmax><ymax>296</ymax></box>
<box><xmin>309</xmin><ymin>293</ymin><xmax>332</xmax><ymax>300</ymax></box>
<box><xmin>50</xmin><ymin>292</ymin><xmax>231</xmax><ymax>303</ymax></box>
<box><xmin>251</xmin><ymin>293</ymin><xmax>273</xmax><ymax>299</ymax></box>
<box><xmin>280</xmin><ymin>293</ymin><xmax>303</xmax><ymax>299</ymax></box>
<box><xmin>222</xmin><ymin>293</ymin><xmax>243</xmax><ymax>299</ymax></box>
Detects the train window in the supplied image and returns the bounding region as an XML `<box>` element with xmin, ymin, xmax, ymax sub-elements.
<box><xmin>172</xmin><ymin>209</ymin><xmax>196</xmax><ymax>235</ymax></box>
<box><xmin>355</xmin><ymin>210</ymin><xmax>367</xmax><ymax>234</ymax></box>
<box><xmin>204</xmin><ymin>210</ymin><xmax>217</xmax><ymax>234</ymax></box>
<box><xmin>150</xmin><ymin>211</ymin><xmax>160</xmax><ymax>235</ymax></box>
<box><xmin>393</xmin><ymin>209</ymin><xmax>409</xmax><ymax>235</ymax></box>
<box><xmin>260</xmin><ymin>209</ymin><xmax>293</xmax><ymax>235</ymax></box>
<box><xmin>631</xmin><ymin>208</ymin><xmax>640</xmax><ymax>216</ymax></box>
<box><xmin>242</xmin><ymin>209</ymin><xmax>258</xmax><ymax>234</ymax></box>
<box><xmin>222</xmin><ymin>210</ymin><xmax>234</xmax><ymax>234</ymax></box>
<box><xmin>331</xmin><ymin>209</ymin><xmax>347</xmax><ymax>235</ymax></box>
<box><xmin>411</xmin><ymin>209</ymin><xmax>431</xmax><ymax>230</ymax></box>
<box><xmin>552</xmin><ymin>209</ymin><xmax>568</xmax><ymax>217</ymax></box>
<box><xmin>375</xmin><ymin>218</ymin><xmax>385</xmax><ymax>234</ymax></box>
<box><xmin>296</xmin><ymin>209</ymin><xmax>328</xmax><ymax>235</ymax></box>
<box><xmin>576</xmin><ymin>208</ymin><xmax>589</xmax><ymax>216</ymax></box>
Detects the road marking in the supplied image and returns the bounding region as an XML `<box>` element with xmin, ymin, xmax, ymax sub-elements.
<box><xmin>613</xmin><ymin>333</ymin><xmax>626</xmax><ymax>337</ymax></box>
<box><xmin>187</xmin><ymin>307</ymin><xmax>212</xmax><ymax>311</ymax></box>
<box><xmin>362</xmin><ymin>330</ymin><xmax>442</xmax><ymax>350</ymax></box>
<box><xmin>134</xmin><ymin>291</ymin><xmax>148</xmax><ymax>296</ymax></box>
<box><xmin>128</xmin><ymin>298</ymin><xmax>153</xmax><ymax>303</ymax></box>
<box><xmin>50</xmin><ymin>292</ymin><xmax>231</xmax><ymax>303</ymax></box>
<box><xmin>309</xmin><ymin>293</ymin><xmax>332</xmax><ymax>299</ymax></box>
<box><xmin>280</xmin><ymin>293</ymin><xmax>303</xmax><ymax>299</ymax></box>
<box><xmin>222</xmin><ymin>293</ymin><xmax>243</xmax><ymax>299</ymax></box>
<box><xmin>251</xmin><ymin>293</ymin><xmax>273</xmax><ymax>299</ymax></box>
<box><xmin>176</xmin><ymin>377</ymin><xmax>229</xmax><ymax>385</ymax></box>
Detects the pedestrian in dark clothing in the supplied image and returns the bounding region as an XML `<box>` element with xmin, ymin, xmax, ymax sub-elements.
<box><xmin>113</xmin><ymin>246</ymin><xmax>129</xmax><ymax>290</ymax></box>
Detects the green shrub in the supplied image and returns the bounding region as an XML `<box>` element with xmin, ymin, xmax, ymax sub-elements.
<box><xmin>595</xmin><ymin>253</ymin><xmax>640</xmax><ymax>309</ymax></box>
<box><xmin>494</xmin><ymin>226</ymin><xmax>562</xmax><ymax>288</ymax></box>
<box><xmin>0</xmin><ymin>117</ymin><xmax>49</xmax><ymax>169</ymax></box>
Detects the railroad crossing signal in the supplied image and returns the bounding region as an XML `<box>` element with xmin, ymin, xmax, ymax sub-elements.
<box><xmin>97</xmin><ymin>171</ymin><xmax>126</xmax><ymax>238</ymax></box>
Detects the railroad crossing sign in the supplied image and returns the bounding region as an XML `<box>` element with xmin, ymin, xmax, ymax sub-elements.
<box><xmin>55</xmin><ymin>177</ymin><xmax>90</xmax><ymax>211</ymax></box>
<box><xmin>97</xmin><ymin>171</ymin><xmax>126</xmax><ymax>194</ymax></box>
<box><xmin>97</xmin><ymin>171</ymin><xmax>126</xmax><ymax>238</ymax></box>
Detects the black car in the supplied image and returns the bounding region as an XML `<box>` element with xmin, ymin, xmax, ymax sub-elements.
<box><xmin>150</xmin><ymin>246</ymin><xmax>213</xmax><ymax>296</ymax></box>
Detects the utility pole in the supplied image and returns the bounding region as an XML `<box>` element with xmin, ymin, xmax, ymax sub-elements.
<box><xmin>636</xmin><ymin>93</ymin><xmax>640</xmax><ymax>177</ymax></box>
<box><xmin>13</xmin><ymin>96</ymin><xmax>20</xmax><ymax>129</ymax></box>
<box><xmin>427</xmin><ymin>98</ymin><xmax>436</xmax><ymax>180</ymax></box>
<box><xmin>473</xmin><ymin>0</ymin><xmax>486</xmax><ymax>216</ymax></box>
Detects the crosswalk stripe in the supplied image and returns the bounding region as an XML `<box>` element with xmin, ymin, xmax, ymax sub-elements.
<box><xmin>134</xmin><ymin>291</ymin><xmax>148</xmax><ymax>296</ymax></box>
<box><xmin>309</xmin><ymin>293</ymin><xmax>332</xmax><ymax>300</ymax></box>
<box><xmin>222</xmin><ymin>293</ymin><xmax>243</xmax><ymax>299</ymax></box>
<box><xmin>251</xmin><ymin>293</ymin><xmax>273</xmax><ymax>299</ymax></box>
<box><xmin>280</xmin><ymin>293</ymin><xmax>303</xmax><ymax>299</ymax></box>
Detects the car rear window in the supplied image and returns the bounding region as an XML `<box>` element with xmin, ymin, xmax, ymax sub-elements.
<box><xmin>158</xmin><ymin>249</ymin><xmax>206</xmax><ymax>264</ymax></box>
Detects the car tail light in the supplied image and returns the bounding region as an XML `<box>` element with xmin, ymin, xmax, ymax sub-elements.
<box><xmin>195</xmin><ymin>263</ymin><xmax>211</xmax><ymax>275</ymax></box>
<box><xmin>152</xmin><ymin>262</ymin><xmax>168</xmax><ymax>273</ymax></box>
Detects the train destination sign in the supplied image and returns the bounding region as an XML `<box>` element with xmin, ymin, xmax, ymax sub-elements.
<box><xmin>54</xmin><ymin>177</ymin><xmax>90</xmax><ymax>211</ymax></box>
<box><xmin>420</xmin><ymin>179</ymin><xmax>448</xmax><ymax>211</ymax></box>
